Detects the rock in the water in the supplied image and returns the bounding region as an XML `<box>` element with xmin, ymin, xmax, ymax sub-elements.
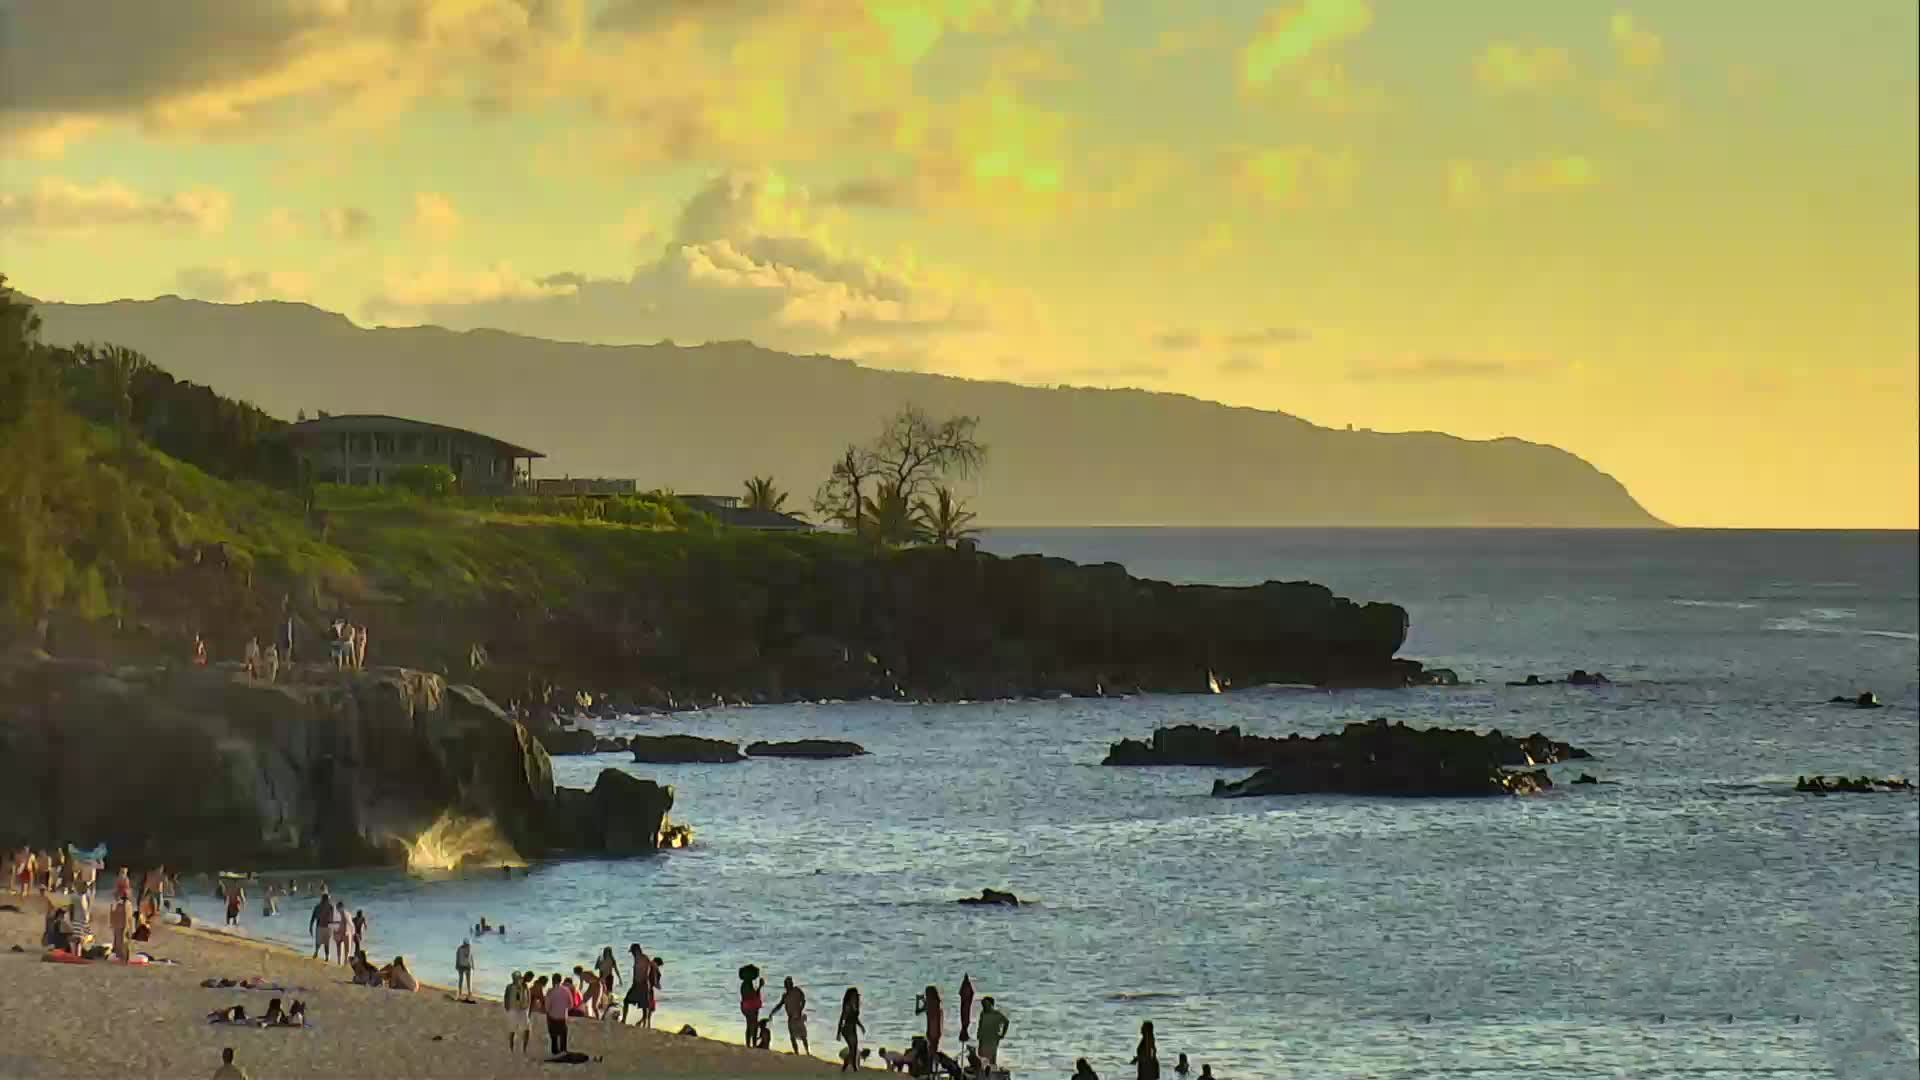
<box><xmin>1102</xmin><ymin>719</ymin><xmax>1586</xmax><ymax>798</ymax></box>
<box><xmin>1795</xmin><ymin>774</ymin><xmax>1913</xmax><ymax>794</ymax></box>
<box><xmin>593</xmin><ymin>736</ymin><xmax>631</xmax><ymax>753</ymax></box>
<box><xmin>1506</xmin><ymin>674</ymin><xmax>1556</xmax><ymax>687</ymax></box>
<box><xmin>1827</xmin><ymin>692</ymin><xmax>1882</xmax><ymax>709</ymax></box>
<box><xmin>540</xmin><ymin>727</ymin><xmax>600</xmax><ymax>755</ymax></box>
<box><xmin>0</xmin><ymin>659</ymin><xmax>678</xmax><ymax>867</ymax></box>
<box><xmin>1566</xmin><ymin>669</ymin><xmax>1611</xmax><ymax>686</ymax></box>
<box><xmin>745</xmin><ymin>739</ymin><xmax>869</xmax><ymax>759</ymax></box>
<box><xmin>542</xmin><ymin>769</ymin><xmax>685</xmax><ymax>854</ymax></box>
<box><xmin>1416</xmin><ymin>667</ymin><xmax>1462</xmax><ymax>687</ymax></box>
<box><xmin>1573</xmin><ymin>773</ymin><xmax>1599</xmax><ymax>784</ymax></box>
<box><xmin>956</xmin><ymin>888</ymin><xmax>1020</xmax><ymax>906</ymax></box>
<box><xmin>629</xmin><ymin>734</ymin><xmax>745</xmax><ymax>764</ymax></box>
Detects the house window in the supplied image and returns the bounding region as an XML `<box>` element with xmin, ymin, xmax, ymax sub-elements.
<box><xmin>372</xmin><ymin>434</ymin><xmax>393</xmax><ymax>455</ymax></box>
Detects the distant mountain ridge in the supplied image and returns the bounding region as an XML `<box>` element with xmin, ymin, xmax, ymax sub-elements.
<box><xmin>30</xmin><ymin>295</ymin><xmax>1664</xmax><ymax>527</ymax></box>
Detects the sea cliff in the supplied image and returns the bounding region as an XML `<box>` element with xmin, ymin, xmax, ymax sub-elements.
<box><xmin>0</xmin><ymin>659</ymin><xmax>678</xmax><ymax>868</ymax></box>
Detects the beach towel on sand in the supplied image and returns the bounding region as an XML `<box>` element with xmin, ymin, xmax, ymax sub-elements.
<box><xmin>545</xmin><ymin>1052</ymin><xmax>592</xmax><ymax>1065</ymax></box>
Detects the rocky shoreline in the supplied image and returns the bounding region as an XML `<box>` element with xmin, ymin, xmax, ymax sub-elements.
<box><xmin>0</xmin><ymin>659</ymin><xmax>685</xmax><ymax>869</ymax></box>
<box><xmin>1105</xmin><ymin>720</ymin><xmax>1591</xmax><ymax>798</ymax></box>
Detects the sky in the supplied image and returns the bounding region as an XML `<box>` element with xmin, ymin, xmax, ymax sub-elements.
<box><xmin>1</xmin><ymin>0</ymin><xmax>1915</xmax><ymax>528</ymax></box>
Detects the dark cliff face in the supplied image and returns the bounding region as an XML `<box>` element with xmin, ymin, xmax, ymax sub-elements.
<box><xmin>31</xmin><ymin>296</ymin><xmax>1665</xmax><ymax>527</ymax></box>
<box><xmin>0</xmin><ymin>660</ymin><xmax>676</xmax><ymax>868</ymax></box>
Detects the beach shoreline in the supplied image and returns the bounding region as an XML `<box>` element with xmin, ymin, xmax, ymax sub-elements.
<box><xmin>0</xmin><ymin>897</ymin><xmax>855</xmax><ymax>1078</ymax></box>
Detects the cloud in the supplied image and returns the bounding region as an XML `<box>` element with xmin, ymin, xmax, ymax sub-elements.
<box><xmin>1348</xmin><ymin>353</ymin><xmax>1559</xmax><ymax>381</ymax></box>
<box><xmin>0</xmin><ymin>177</ymin><xmax>229</xmax><ymax>231</ymax></box>
<box><xmin>363</xmin><ymin>259</ymin><xmax>579</xmax><ymax>319</ymax></box>
<box><xmin>412</xmin><ymin>191</ymin><xmax>462</xmax><ymax>238</ymax></box>
<box><xmin>361</xmin><ymin>170</ymin><xmax>1042</xmax><ymax>370</ymax></box>
<box><xmin>325</xmin><ymin>206</ymin><xmax>376</xmax><ymax>241</ymax></box>
<box><xmin>1609</xmin><ymin>11</ymin><xmax>1663</xmax><ymax>69</ymax></box>
<box><xmin>174</xmin><ymin>264</ymin><xmax>313</xmax><ymax>302</ymax></box>
<box><xmin>1219</xmin><ymin>354</ymin><xmax>1264</xmax><ymax>375</ymax></box>
<box><xmin>1227</xmin><ymin>144</ymin><xmax>1357</xmax><ymax>208</ymax></box>
<box><xmin>1153</xmin><ymin>326</ymin><xmax>1310</xmax><ymax>352</ymax></box>
<box><xmin>1239</xmin><ymin>0</ymin><xmax>1373</xmax><ymax>89</ymax></box>
<box><xmin>1473</xmin><ymin>43</ymin><xmax>1575</xmax><ymax>93</ymax></box>
<box><xmin>1504</xmin><ymin>155</ymin><xmax>1598</xmax><ymax>193</ymax></box>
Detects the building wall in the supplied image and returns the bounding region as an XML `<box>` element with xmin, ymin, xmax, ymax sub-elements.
<box><xmin>294</xmin><ymin>428</ymin><xmax>520</xmax><ymax>492</ymax></box>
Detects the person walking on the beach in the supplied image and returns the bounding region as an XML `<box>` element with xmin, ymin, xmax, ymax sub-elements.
<box><xmin>916</xmin><ymin>984</ymin><xmax>945</xmax><ymax>1058</ymax></box>
<box><xmin>621</xmin><ymin>944</ymin><xmax>648</xmax><ymax>1024</ymax></box>
<box><xmin>959</xmin><ymin>973</ymin><xmax>975</xmax><ymax>1041</ymax></box>
<box><xmin>976</xmin><ymin>996</ymin><xmax>1009</xmax><ymax>1069</ymax></box>
<box><xmin>224</xmin><ymin>882</ymin><xmax>245</xmax><ymax>927</ymax></box>
<box><xmin>545</xmin><ymin>972</ymin><xmax>574</xmax><ymax>1054</ymax></box>
<box><xmin>770</xmin><ymin>976</ymin><xmax>809</xmax><ymax>1056</ymax></box>
<box><xmin>504</xmin><ymin>971</ymin><xmax>531</xmax><ymax>1054</ymax></box>
<box><xmin>595</xmin><ymin>946</ymin><xmax>621</xmax><ymax>996</ymax></box>
<box><xmin>739</xmin><ymin>966</ymin><xmax>765</xmax><ymax>1048</ymax></box>
<box><xmin>455</xmin><ymin>938</ymin><xmax>475</xmax><ymax>1000</ymax></box>
<box><xmin>211</xmin><ymin>1047</ymin><xmax>248</xmax><ymax>1080</ymax></box>
<box><xmin>308</xmin><ymin>891</ymin><xmax>335</xmax><ymax>960</ymax></box>
<box><xmin>352</xmin><ymin>908</ymin><xmax>368</xmax><ymax>953</ymax></box>
<box><xmin>1131</xmin><ymin>1021</ymin><xmax>1160</xmax><ymax>1080</ymax></box>
<box><xmin>836</xmin><ymin>987</ymin><xmax>865</xmax><ymax>1072</ymax></box>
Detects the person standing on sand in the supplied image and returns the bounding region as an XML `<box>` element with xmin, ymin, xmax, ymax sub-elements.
<box><xmin>109</xmin><ymin>893</ymin><xmax>132</xmax><ymax>961</ymax></box>
<box><xmin>455</xmin><ymin>939</ymin><xmax>475</xmax><ymax>1000</ymax></box>
<box><xmin>224</xmin><ymin>883</ymin><xmax>245</xmax><ymax>927</ymax></box>
<box><xmin>916</xmin><ymin>985</ymin><xmax>945</xmax><ymax>1058</ymax></box>
<box><xmin>770</xmin><ymin>976</ymin><xmax>809</xmax><ymax>1056</ymax></box>
<box><xmin>621</xmin><ymin>944</ymin><xmax>648</xmax><ymax>1024</ymax></box>
<box><xmin>739</xmin><ymin>967</ymin><xmax>766</xmax><ymax>1048</ymax></box>
<box><xmin>976</xmin><ymin>996</ymin><xmax>1009</xmax><ymax>1068</ymax></box>
<box><xmin>211</xmin><ymin>1047</ymin><xmax>248</xmax><ymax>1080</ymax></box>
<box><xmin>352</xmin><ymin>908</ymin><xmax>367</xmax><ymax>953</ymax></box>
<box><xmin>504</xmin><ymin>971</ymin><xmax>531</xmax><ymax>1055</ymax></box>
<box><xmin>308</xmin><ymin>891</ymin><xmax>335</xmax><ymax>960</ymax></box>
<box><xmin>545</xmin><ymin>973</ymin><xmax>575</xmax><ymax>1054</ymax></box>
<box><xmin>331</xmin><ymin>900</ymin><xmax>350</xmax><ymax>961</ymax></box>
<box><xmin>836</xmin><ymin>987</ymin><xmax>865</xmax><ymax>1073</ymax></box>
<box><xmin>959</xmin><ymin>974</ymin><xmax>975</xmax><ymax>1041</ymax></box>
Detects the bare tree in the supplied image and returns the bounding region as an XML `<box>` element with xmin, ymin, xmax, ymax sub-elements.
<box><xmin>813</xmin><ymin>443</ymin><xmax>879</xmax><ymax>531</ymax></box>
<box><xmin>872</xmin><ymin>405</ymin><xmax>986</xmax><ymax>504</ymax></box>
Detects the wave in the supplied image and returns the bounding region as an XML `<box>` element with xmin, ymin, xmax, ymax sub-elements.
<box><xmin>1670</xmin><ymin>599</ymin><xmax>1759</xmax><ymax>610</ymax></box>
<box><xmin>1104</xmin><ymin>991</ymin><xmax>1183</xmax><ymax>1003</ymax></box>
<box><xmin>1803</xmin><ymin>607</ymin><xmax>1856</xmax><ymax>621</ymax></box>
<box><xmin>1768</xmin><ymin>617</ymin><xmax>1917</xmax><ymax>640</ymax></box>
<box><xmin>1862</xmin><ymin>629</ymin><xmax>1920</xmax><ymax>641</ymax></box>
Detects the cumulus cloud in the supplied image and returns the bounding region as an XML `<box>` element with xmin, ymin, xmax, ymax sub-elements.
<box><xmin>412</xmin><ymin>191</ymin><xmax>462</xmax><ymax>238</ymax></box>
<box><xmin>175</xmin><ymin>264</ymin><xmax>313</xmax><ymax>302</ymax></box>
<box><xmin>0</xmin><ymin>177</ymin><xmax>229</xmax><ymax>231</ymax></box>
<box><xmin>361</xmin><ymin>170</ymin><xmax>1041</xmax><ymax>370</ymax></box>
<box><xmin>363</xmin><ymin>260</ymin><xmax>578</xmax><ymax>320</ymax></box>
<box><xmin>1473</xmin><ymin>43</ymin><xmax>1575</xmax><ymax>92</ymax></box>
<box><xmin>325</xmin><ymin>206</ymin><xmax>376</xmax><ymax>241</ymax></box>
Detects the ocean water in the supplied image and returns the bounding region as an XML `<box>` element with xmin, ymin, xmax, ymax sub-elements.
<box><xmin>221</xmin><ymin>529</ymin><xmax>1919</xmax><ymax>1079</ymax></box>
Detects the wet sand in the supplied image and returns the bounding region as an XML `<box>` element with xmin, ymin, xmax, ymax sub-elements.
<box><xmin>0</xmin><ymin>899</ymin><xmax>850</xmax><ymax>1078</ymax></box>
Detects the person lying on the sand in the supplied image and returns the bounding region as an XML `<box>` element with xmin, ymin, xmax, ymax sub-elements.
<box><xmin>350</xmin><ymin>949</ymin><xmax>382</xmax><ymax>986</ymax></box>
<box><xmin>207</xmin><ymin>1005</ymin><xmax>247</xmax><ymax>1024</ymax></box>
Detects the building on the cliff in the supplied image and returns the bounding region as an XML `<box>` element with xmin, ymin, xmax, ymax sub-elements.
<box><xmin>682</xmin><ymin>493</ymin><xmax>813</xmax><ymax>532</ymax></box>
<box><xmin>281</xmin><ymin>414</ymin><xmax>544</xmax><ymax>493</ymax></box>
<box><xmin>530</xmin><ymin>477</ymin><xmax>638</xmax><ymax>497</ymax></box>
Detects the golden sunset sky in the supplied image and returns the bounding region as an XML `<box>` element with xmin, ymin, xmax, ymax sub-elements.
<box><xmin>2</xmin><ymin>1</ymin><xmax>1914</xmax><ymax>527</ymax></box>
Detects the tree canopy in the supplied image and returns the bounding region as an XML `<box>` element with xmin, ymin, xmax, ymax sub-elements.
<box><xmin>814</xmin><ymin>405</ymin><xmax>985</xmax><ymax>542</ymax></box>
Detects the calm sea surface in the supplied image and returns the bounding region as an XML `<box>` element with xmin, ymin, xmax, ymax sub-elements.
<box><xmin>223</xmin><ymin>529</ymin><xmax>1919</xmax><ymax>1079</ymax></box>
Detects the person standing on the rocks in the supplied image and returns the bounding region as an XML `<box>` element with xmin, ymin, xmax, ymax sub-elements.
<box><xmin>354</xmin><ymin>624</ymin><xmax>368</xmax><ymax>671</ymax></box>
<box><xmin>769</xmin><ymin>976</ymin><xmax>809</xmax><ymax>1056</ymax></box>
<box><xmin>263</xmin><ymin>643</ymin><xmax>279</xmax><ymax>684</ymax></box>
<box><xmin>976</xmin><ymin>996</ymin><xmax>1009</xmax><ymax>1069</ymax></box>
<box><xmin>455</xmin><ymin>938</ymin><xmax>475</xmax><ymax>1000</ymax></box>
<box><xmin>959</xmin><ymin>974</ymin><xmax>975</xmax><ymax>1041</ymax></box>
<box><xmin>308</xmin><ymin>891</ymin><xmax>335</xmax><ymax>960</ymax></box>
<box><xmin>244</xmin><ymin>637</ymin><xmax>261</xmax><ymax>678</ymax></box>
<box><xmin>192</xmin><ymin>634</ymin><xmax>208</xmax><ymax>666</ymax></box>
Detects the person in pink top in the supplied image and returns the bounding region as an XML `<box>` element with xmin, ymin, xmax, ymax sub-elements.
<box><xmin>545</xmin><ymin>974</ymin><xmax>575</xmax><ymax>1055</ymax></box>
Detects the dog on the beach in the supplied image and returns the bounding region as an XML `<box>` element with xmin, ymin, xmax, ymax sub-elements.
<box><xmin>877</xmin><ymin>1047</ymin><xmax>914</xmax><ymax>1072</ymax></box>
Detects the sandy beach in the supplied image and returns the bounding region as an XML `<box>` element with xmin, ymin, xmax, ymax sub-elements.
<box><xmin>0</xmin><ymin>900</ymin><xmax>851</xmax><ymax>1079</ymax></box>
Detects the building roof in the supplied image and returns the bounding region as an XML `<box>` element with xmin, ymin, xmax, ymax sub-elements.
<box><xmin>683</xmin><ymin>495</ymin><xmax>812</xmax><ymax>531</ymax></box>
<box><xmin>281</xmin><ymin>414</ymin><xmax>545</xmax><ymax>458</ymax></box>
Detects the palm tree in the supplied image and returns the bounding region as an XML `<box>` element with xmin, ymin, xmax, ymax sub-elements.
<box><xmin>742</xmin><ymin>475</ymin><xmax>789</xmax><ymax>513</ymax></box>
<box><xmin>915</xmin><ymin>486</ymin><xmax>978</xmax><ymax>546</ymax></box>
<box><xmin>93</xmin><ymin>344</ymin><xmax>151</xmax><ymax>446</ymax></box>
<box><xmin>859</xmin><ymin>479</ymin><xmax>924</xmax><ymax>546</ymax></box>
